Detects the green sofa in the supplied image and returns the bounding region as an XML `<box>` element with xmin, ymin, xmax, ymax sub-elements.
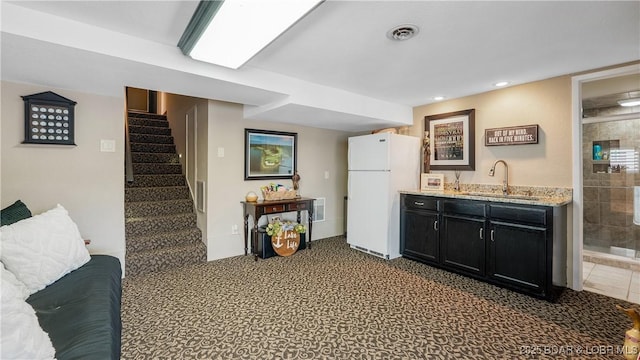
<box><xmin>1</xmin><ymin>200</ymin><xmax>122</xmax><ymax>360</ymax></box>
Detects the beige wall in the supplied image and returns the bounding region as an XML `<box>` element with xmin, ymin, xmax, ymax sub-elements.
<box><xmin>164</xmin><ymin>94</ymin><xmax>210</xmax><ymax>239</ymax></box>
<box><xmin>160</xmin><ymin>94</ymin><xmax>349</xmax><ymax>261</ymax></box>
<box><xmin>206</xmin><ymin>100</ymin><xmax>349</xmax><ymax>260</ymax></box>
<box><xmin>412</xmin><ymin>76</ymin><xmax>573</xmax><ymax>188</ymax></box>
<box><xmin>1</xmin><ymin>81</ymin><xmax>125</xmax><ymax>266</ymax></box>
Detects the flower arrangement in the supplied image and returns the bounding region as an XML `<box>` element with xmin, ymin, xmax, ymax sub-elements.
<box><xmin>266</xmin><ymin>220</ymin><xmax>306</xmax><ymax>236</ymax></box>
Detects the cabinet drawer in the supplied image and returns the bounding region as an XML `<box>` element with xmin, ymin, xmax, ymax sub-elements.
<box><xmin>403</xmin><ymin>195</ymin><xmax>438</xmax><ymax>211</ymax></box>
<box><xmin>489</xmin><ymin>204</ymin><xmax>547</xmax><ymax>226</ymax></box>
<box><xmin>287</xmin><ymin>202</ymin><xmax>308</xmax><ymax>211</ymax></box>
<box><xmin>443</xmin><ymin>199</ymin><xmax>485</xmax><ymax>217</ymax></box>
<box><xmin>263</xmin><ymin>204</ymin><xmax>286</xmax><ymax>214</ymax></box>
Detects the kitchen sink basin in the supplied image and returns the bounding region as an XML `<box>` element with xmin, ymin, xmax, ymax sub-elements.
<box><xmin>465</xmin><ymin>192</ymin><xmax>540</xmax><ymax>201</ymax></box>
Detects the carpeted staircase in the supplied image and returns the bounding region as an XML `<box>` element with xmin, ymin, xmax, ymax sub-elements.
<box><xmin>124</xmin><ymin>111</ymin><xmax>206</xmax><ymax>277</ymax></box>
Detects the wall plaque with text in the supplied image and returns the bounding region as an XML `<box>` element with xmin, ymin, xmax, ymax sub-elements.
<box><xmin>484</xmin><ymin>124</ymin><xmax>538</xmax><ymax>146</ymax></box>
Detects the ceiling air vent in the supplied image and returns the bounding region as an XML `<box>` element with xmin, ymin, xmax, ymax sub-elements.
<box><xmin>387</xmin><ymin>24</ymin><xmax>419</xmax><ymax>41</ymax></box>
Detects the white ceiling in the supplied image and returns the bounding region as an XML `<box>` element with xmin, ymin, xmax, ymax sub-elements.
<box><xmin>2</xmin><ymin>0</ymin><xmax>639</xmax><ymax>132</ymax></box>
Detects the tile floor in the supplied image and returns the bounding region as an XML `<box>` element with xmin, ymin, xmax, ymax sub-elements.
<box><xmin>583</xmin><ymin>261</ymin><xmax>640</xmax><ymax>304</ymax></box>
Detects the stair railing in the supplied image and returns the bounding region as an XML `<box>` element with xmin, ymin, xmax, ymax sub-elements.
<box><xmin>125</xmin><ymin>111</ymin><xmax>134</xmax><ymax>184</ymax></box>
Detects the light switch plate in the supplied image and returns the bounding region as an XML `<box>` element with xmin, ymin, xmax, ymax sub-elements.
<box><xmin>100</xmin><ymin>139</ymin><xmax>115</xmax><ymax>152</ymax></box>
<box><xmin>217</xmin><ymin>147</ymin><xmax>225</xmax><ymax>157</ymax></box>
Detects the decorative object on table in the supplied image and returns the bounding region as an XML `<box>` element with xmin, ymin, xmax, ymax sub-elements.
<box><xmin>423</xmin><ymin>131</ymin><xmax>431</xmax><ymax>173</ymax></box>
<box><xmin>484</xmin><ymin>124</ymin><xmax>539</xmax><ymax>146</ymax></box>
<box><xmin>260</xmin><ymin>183</ymin><xmax>298</xmax><ymax>200</ymax></box>
<box><xmin>266</xmin><ymin>220</ymin><xmax>306</xmax><ymax>257</ymax></box>
<box><xmin>292</xmin><ymin>172</ymin><xmax>301</xmax><ymax>194</ymax></box>
<box><xmin>424</xmin><ymin>109</ymin><xmax>475</xmax><ymax>170</ymax></box>
<box><xmin>420</xmin><ymin>173</ymin><xmax>444</xmax><ymax>192</ymax></box>
<box><xmin>454</xmin><ymin>170</ymin><xmax>461</xmax><ymax>191</ymax></box>
<box><xmin>616</xmin><ymin>305</ymin><xmax>640</xmax><ymax>360</ymax></box>
<box><xmin>245</xmin><ymin>191</ymin><xmax>258</xmax><ymax>202</ymax></box>
<box><xmin>244</xmin><ymin>128</ymin><xmax>297</xmax><ymax>180</ymax></box>
<box><xmin>22</xmin><ymin>91</ymin><xmax>76</xmax><ymax>146</ymax></box>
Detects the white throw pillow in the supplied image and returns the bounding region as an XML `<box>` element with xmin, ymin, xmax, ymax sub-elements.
<box><xmin>1</xmin><ymin>262</ymin><xmax>30</xmax><ymax>300</ymax></box>
<box><xmin>0</xmin><ymin>204</ymin><xmax>90</xmax><ymax>294</ymax></box>
<box><xmin>1</xmin><ymin>264</ymin><xmax>56</xmax><ymax>359</ymax></box>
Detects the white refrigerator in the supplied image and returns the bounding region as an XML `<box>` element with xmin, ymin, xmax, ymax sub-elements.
<box><xmin>346</xmin><ymin>132</ymin><xmax>420</xmax><ymax>259</ymax></box>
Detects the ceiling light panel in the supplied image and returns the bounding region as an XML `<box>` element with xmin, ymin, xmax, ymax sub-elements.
<box><xmin>187</xmin><ymin>0</ymin><xmax>322</xmax><ymax>69</ymax></box>
<box><xmin>618</xmin><ymin>98</ymin><xmax>640</xmax><ymax>107</ymax></box>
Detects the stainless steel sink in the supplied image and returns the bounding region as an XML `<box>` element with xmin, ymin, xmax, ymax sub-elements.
<box><xmin>465</xmin><ymin>192</ymin><xmax>539</xmax><ymax>201</ymax></box>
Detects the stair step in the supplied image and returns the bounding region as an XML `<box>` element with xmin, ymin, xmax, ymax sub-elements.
<box><xmin>131</xmin><ymin>143</ymin><xmax>175</xmax><ymax>153</ymax></box>
<box><xmin>132</xmin><ymin>163</ymin><xmax>182</xmax><ymax>175</ymax></box>
<box><xmin>128</xmin><ymin>117</ymin><xmax>169</xmax><ymax>128</ymax></box>
<box><xmin>125</xmin><ymin>242</ymin><xmax>207</xmax><ymax>277</ymax></box>
<box><xmin>126</xmin><ymin>228</ymin><xmax>202</xmax><ymax>253</ymax></box>
<box><xmin>126</xmin><ymin>174</ymin><xmax>186</xmax><ymax>188</ymax></box>
<box><xmin>128</xmin><ymin>125</ymin><xmax>172</xmax><ymax>136</ymax></box>
<box><xmin>132</xmin><ymin>152</ymin><xmax>179</xmax><ymax>164</ymax></box>
<box><xmin>126</xmin><ymin>213</ymin><xmax>197</xmax><ymax>237</ymax></box>
<box><xmin>125</xmin><ymin>199</ymin><xmax>193</xmax><ymax>218</ymax></box>
<box><xmin>127</xmin><ymin>112</ymin><xmax>167</xmax><ymax>121</ymax></box>
<box><xmin>125</xmin><ymin>186</ymin><xmax>190</xmax><ymax>203</ymax></box>
<box><xmin>130</xmin><ymin>133</ymin><xmax>174</xmax><ymax>144</ymax></box>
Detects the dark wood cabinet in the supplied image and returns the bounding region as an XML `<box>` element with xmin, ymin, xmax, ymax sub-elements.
<box><xmin>441</xmin><ymin>215</ymin><xmax>486</xmax><ymax>276</ymax></box>
<box><xmin>400</xmin><ymin>196</ymin><xmax>439</xmax><ymax>264</ymax></box>
<box><xmin>441</xmin><ymin>199</ymin><xmax>487</xmax><ymax>277</ymax></box>
<box><xmin>399</xmin><ymin>194</ymin><xmax>566</xmax><ymax>301</ymax></box>
<box><xmin>487</xmin><ymin>203</ymin><xmax>552</xmax><ymax>296</ymax></box>
<box><xmin>488</xmin><ymin>222</ymin><xmax>547</xmax><ymax>292</ymax></box>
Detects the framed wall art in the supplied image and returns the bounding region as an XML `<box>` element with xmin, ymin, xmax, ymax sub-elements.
<box><xmin>420</xmin><ymin>173</ymin><xmax>444</xmax><ymax>192</ymax></box>
<box><xmin>22</xmin><ymin>91</ymin><xmax>76</xmax><ymax>146</ymax></box>
<box><xmin>244</xmin><ymin>129</ymin><xmax>297</xmax><ymax>180</ymax></box>
<box><xmin>425</xmin><ymin>109</ymin><xmax>475</xmax><ymax>171</ymax></box>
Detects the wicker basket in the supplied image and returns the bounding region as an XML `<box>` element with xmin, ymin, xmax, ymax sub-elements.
<box><xmin>262</xmin><ymin>189</ymin><xmax>298</xmax><ymax>201</ymax></box>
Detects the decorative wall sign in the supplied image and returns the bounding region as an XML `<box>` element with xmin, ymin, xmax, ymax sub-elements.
<box><xmin>425</xmin><ymin>109</ymin><xmax>475</xmax><ymax>170</ymax></box>
<box><xmin>245</xmin><ymin>129</ymin><xmax>297</xmax><ymax>180</ymax></box>
<box><xmin>484</xmin><ymin>124</ymin><xmax>538</xmax><ymax>146</ymax></box>
<box><xmin>271</xmin><ymin>229</ymin><xmax>300</xmax><ymax>257</ymax></box>
<box><xmin>22</xmin><ymin>91</ymin><xmax>76</xmax><ymax>146</ymax></box>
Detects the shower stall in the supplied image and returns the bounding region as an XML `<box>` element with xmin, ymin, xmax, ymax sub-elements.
<box><xmin>582</xmin><ymin>111</ymin><xmax>640</xmax><ymax>261</ymax></box>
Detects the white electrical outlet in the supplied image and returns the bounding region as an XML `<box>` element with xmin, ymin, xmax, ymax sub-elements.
<box><xmin>231</xmin><ymin>224</ymin><xmax>239</xmax><ymax>234</ymax></box>
<box><xmin>324</xmin><ymin>171</ymin><xmax>330</xmax><ymax>179</ymax></box>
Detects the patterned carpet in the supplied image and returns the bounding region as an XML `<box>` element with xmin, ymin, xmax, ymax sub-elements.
<box><xmin>121</xmin><ymin>236</ymin><xmax>637</xmax><ymax>359</ymax></box>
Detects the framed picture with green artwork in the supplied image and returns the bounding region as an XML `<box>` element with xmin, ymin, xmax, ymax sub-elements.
<box><xmin>244</xmin><ymin>129</ymin><xmax>297</xmax><ymax>180</ymax></box>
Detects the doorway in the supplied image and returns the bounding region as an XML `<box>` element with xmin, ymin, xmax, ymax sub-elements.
<box><xmin>572</xmin><ymin>64</ymin><xmax>640</xmax><ymax>303</ymax></box>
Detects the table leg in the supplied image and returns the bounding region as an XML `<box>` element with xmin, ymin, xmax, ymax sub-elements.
<box><xmin>252</xmin><ymin>222</ymin><xmax>259</xmax><ymax>261</ymax></box>
<box><xmin>243</xmin><ymin>214</ymin><xmax>250</xmax><ymax>256</ymax></box>
<box><xmin>308</xmin><ymin>208</ymin><xmax>313</xmax><ymax>249</ymax></box>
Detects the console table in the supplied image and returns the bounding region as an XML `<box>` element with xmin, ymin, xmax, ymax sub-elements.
<box><xmin>241</xmin><ymin>197</ymin><xmax>315</xmax><ymax>260</ymax></box>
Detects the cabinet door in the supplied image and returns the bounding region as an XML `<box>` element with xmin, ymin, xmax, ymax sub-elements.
<box><xmin>488</xmin><ymin>222</ymin><xmax>547</xmax><ymax>293</ymax></box>
<box><xmin>401</xmin><ymin>209</ymin><xmax>439</xmax><ymax>264</ymax></box>
<box><xmin>441</xmin><ymin>215</ymin><xmax>486</xmax><ymax>276</ymax></box>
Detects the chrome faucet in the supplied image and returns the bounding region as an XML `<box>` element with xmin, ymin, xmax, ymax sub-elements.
<box><xmin>489</xmin><ymin>160</ymin><xmax>509</xmax><ymax>195</ymax></box>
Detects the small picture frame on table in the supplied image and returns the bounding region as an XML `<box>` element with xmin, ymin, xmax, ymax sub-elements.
<box><xmin>421</xmin><ymin>173</ymin><xmax>444</xmax><ymax>192</ymax></box>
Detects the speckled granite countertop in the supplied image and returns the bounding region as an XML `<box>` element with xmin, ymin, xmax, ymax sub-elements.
<box><xmin>401</xmin><ymin>184</ymin><xmax>572</xmax><ymax>207</ymax></box>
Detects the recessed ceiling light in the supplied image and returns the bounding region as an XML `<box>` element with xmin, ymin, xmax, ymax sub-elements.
<box><xmin>386</xmin><ymin>24</ymin><xmax>419</xmax><ymax>41</ymax></box>
<box><xmin>433</xmin><ymin>96</ymin><xmax>445</xmax><ymax>101</ymax></box>
<box><xmin>494</xmin><ymin>81</ymin><xmax>509</xmax><ymax>87</ymax></box>
<box><xmin>618</xmin><ymin>98</ymin><xmax>640</xmax><ymax>107</ymax></box>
